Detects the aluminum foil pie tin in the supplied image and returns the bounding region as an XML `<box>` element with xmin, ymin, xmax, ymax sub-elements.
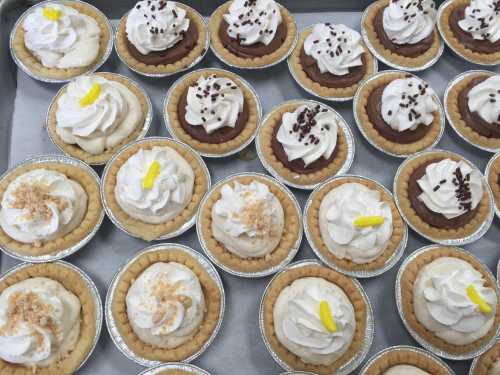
<box><xmin>287</xmin><ymin>25</ymin><xmax>379</xmax><ymax>103</ymax></box>
<box><xmin>485</xmin><ymin>151</ymin><xmax>500</xmax><ymax>220</ymax></box>
<box><xmin>105</xmin><ymin>243</ymin><xmax>225</xmax><ymax>368</ymax></box>
<box><xmin>163</xmin><ymin>68</ymin><xmax>262</xmax><ymax>158</ymax></box>
<box><xmin>352</xmin><ymin>70</ymin><xmax>446</xmax><ymax>159</ymax></box>
<box><xmin>209</xmin><ymin>3</ymin><xmax>298</xmax><ymax>70</ymax></box>
<box><xmin>303</xmin><ymin>174</ymin><xmax>408</xmax><ymax>278</ymax></box>
<box><xmin>46</xmin><ymin>72</ymin><xmax>154</xmax><ymax>166</ymax></box>
<box><xmin>358</xmin><ymin>345</ymin><xmax>455</xmax><ymax>375</ymax></box>
<box><xmin>280</xmin><ymin>372</ymin><xmax>317</xmax><ymax>375</ymax></box>
<box><xmin>259</xmin><ymin>259</ymin><xmax>374</xmax><ymax>375</ymax></box>
<box><xmin>196</xmin><ymin>172</ymin><xmax>303</xmax><ymax>278</ymax></box>
<box><xmin>0</xmin><ymin>154</ymin><xmax>105</xmax><ymax>263</ymax></box>
<box><xmin>138</xmin><ymin>362</ymin><xmax>211</xmax><ymax>375</ymax></box>
<box><xmin>9</xmin><ymin>0</ymin><xmax>114</xmax><ymax>84</ymax></box>
<box><xmin>0</xmin><ymin>260</ymin><xmax>103</xmax><ymax>371</ymax></box>
<box><xmin>395</xmin><ymin>244</ymin><xmax>500</xmax><ymax>360</ymax></box>
<box><xmin>444</xmin><ymin>70</ymin><xmax>499</xmax><ymax>153</ymax></box>
<box><xmin>100</xmin><ymin>136</ymin><xmax>211</xmax><ymax>241</ymax></box>
<box><xmin>469</xmin><ymin>337</ymin><xmax>500</xmax><ymax>375</ymax></box>
<box><xmin>393</xmin><ymin>149</ymin><xmax>494</xmax><ymax>246</ymax></box>
<box><xmin>437</xmin><ymin>0</ymin><xmax>500</xmax><ymax>67</ymax></box>
<box><xmin>115</xmin><ymin>4</ymin><xmax>210</xmax><ymax>78</ymax></box>
<box><xmin>361</xmin><ymin>1</ymin><xmax>444</xmax><ymax>72</ymax></box>
<box><xmin>255</xmin><ymin>99</ymin><xmax>355</xmax><ymax>191</ymax></box>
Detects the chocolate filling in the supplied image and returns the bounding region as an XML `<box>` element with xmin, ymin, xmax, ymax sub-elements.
<box><xmin>299</xmin><ymin>47</ymin><xmax>367</xmax><ymax>88</ymax></box>
<box><xmin>408</xmin><ymin>158</ymin><xmax>480</xmax><ymax>229</ymax></box>
<box><xmin>457</xmin><ymin>76</ymin><xmax>500</xmax><ymax>138</ymax></box>
<box><xmin>449</xmin><ymin>4</ymin><xmax>500</xmax><ymax>54</ymax></box>
<box><xmin>125</xmin><ymin>20</ymin><xmax>199</xmax><ymax>66</ymax></box>
<box><xmin>366</xmin><ymin>83</ymin><xmax>432</xmax><ymax>144</ymax></box>
<box><xmin>374</xmin><ymin>5</ymin><xmax>434</xmax><ymax>58</ymax></box>
<box><xmin>218</xmin><ymin>19</ymin><xmax>287</xmax><ymax>58</ymax></box>
<box><xmin>176</xmin><ymin>85</ymin><xmax>249</xmax><ymax>144</ymax></box>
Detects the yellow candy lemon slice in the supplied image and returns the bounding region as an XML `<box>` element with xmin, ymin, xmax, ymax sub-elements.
<box><xmin>353</xmin><ymin>215</ymin><xmax>385</xmax><ymax>228</ymax></box>
<box><xmin>466</xmin><ymin>284</ymin><xmax>492</xmax><ymax>314</ymax></box>
<box><xmin>319</xmin><ymin>300</ymin><xmax>337</xmax><ymax>333</ymax></box>
<box><xmin>43</xmin><ymin>7</ymin><xmax>61</xmax><ymax>21</ymax></box>
<box><xmin>79</xmin><ymin>83</ymin><xmax>101</xmax><ymax>107</ymax></box>
<box><xmin>142</xmin><ymin>161</ymin><xmax>161</xmax><ymax>190</ymax></box>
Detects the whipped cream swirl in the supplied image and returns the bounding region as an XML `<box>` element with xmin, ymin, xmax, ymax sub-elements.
<box><xmin>417</xmin><ymin>159</ymin><xmax>483</xmax><ymax>219</ymax></box>
<box><xmin>22</xmin><ymin>3</ymin><xmax>100</xmax><ymax>69</ymax></box>
<box><xmin>0</xmin><ymin>278</ymin><xmax>81</xmax><ymax>367</ymax></box>
<box><xmin>211</xmin><ymin>180</ymin><xmax>284</xmax><ymax>258</ymax></box>
<box><xmin>319</xmin><ymin>182</ymin><xmax>393</xmax><ymax>264</ymax></box>
<box><xmin>185</xmin><ymin>74</ymin><xmax>244</xmax><ymax>134</ymax></box>
<box><xmin>126</xmin><ymin>262</ymin><xmax>205</xmax><ymax>348</ymax></box>
<box><xmin>273</xmin><ymin>277</ymin><xmax>356</xmax><ymax>365</ymax></box>
<box><xmin>276</xmin><ymin>104</ymin><xmax>338</xmax><ymax>166</ymax></box>
<box><xmin>126</xmin><ymin>0</ymin><xmax>190</xmax><ymax>55</ymax></box>
<box><xmin>115</xmin><ymin>146</ymin><xmax>194</xmax><ymax>224</ymax></box>
<box><xmin>223</xmin><ymin>0</ymin><xmax>282</xmax><ymax>46</ymax></box>
<box><xmin>384</xmin><ymin>365</ymin><xmax>431</xmax><ymax>375</ymax></box>
<box><xmin>381</xmin><ymin>77</ymin><xmax>438</xmax><ymax>132</ymax></box>
<box><xmin>0</xmin><ymin>169</ymin><xmax>87</xmax><ymax>244</ymax></box>
<box><xmin>56</xmin><ymin>75</ymin><xmax>142</xmax><ymax>155</ymax></box>
<box><xmin>458</xmin><ymin>0</ymin><xmax>500</xmax><ymax>43</ymax></box>
<box><xmin>414</xmin><ymin>257</ymin><xmax>497</xmax><ymax>345</ymax></box>
<box><xmin>468</xmin><ymin>75</ymin><xmax>500</xmax><ymax>125</ymax></box>
<box><xmin>382</xmin><ymin>0</ymin><xmax>436</xmax><ymax>45</ymax></box>
<box><xmin>303</xmin><ymin>23</ymin><xmax>364</xmax><ymax>76</ymax></box>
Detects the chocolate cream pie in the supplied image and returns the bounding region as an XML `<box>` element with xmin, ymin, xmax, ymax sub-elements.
<box><xmin>209</xmin><ymin>0</ymin><xmax>297</xmax><ymax>68</ymax></box>
<box><xmin>363</xmin><ymin>0</ymin><xmax>442</xmax><ymax>70</ymax></box>
<box><xmin>116</xmin><ymin>0</ymin><xmax>207</xmax><ymax>76</ymax></box>
<box><xmin>355</xmin><ymin>71</ymin><xmax>443</xmax><ymax>156</ymax></box>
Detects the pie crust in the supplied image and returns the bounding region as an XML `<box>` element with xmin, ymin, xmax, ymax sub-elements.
<box><xmin>487</xmin><ymin>155</ymin><xmax>500</xmax><ymax>214</ymax></box>
<box><xmin>471</xmin><ymin>340</ymin><xmax>500</xmax><ymax>375</ymax></box>
<box><xmin>47</xmin><ymin>72</ymin><xmax>149</xmax><ymax>165</ymax></box>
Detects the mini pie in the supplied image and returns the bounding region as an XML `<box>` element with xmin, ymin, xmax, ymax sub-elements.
<box><xmin>395</xmin><ymin>150</ymin><xmax>491</xmax><ymax>241</ymax></box>
<box><xmin>11</xmin><ymin>0</ymin><xmax>111</xmax><ymax>81</ymax></box>
<box><xmin>355</xmin><ymin>71</ymin><xmax>443</xmax><ymax>156</ymax></box>
<box><xmin>0</xmin><ymin>262</ymin><xmax>98</xmax><ymax>375</ymax></box>
<box><xmin>487</xmin><ymin>154</ymin><xmax>500</xmax><ymax>215</ymax></box>
<box><xmin>446</xmin><ymin>71</ymin><xmax>500</xmax><ymax>151</ymax></box>
<box><xmin>306</xmin><ymin>176</ymin><xmax>405</xmax><ymax>273</ymax></box>
<box><xmin>0</xmin><ymin>160</ymin><xmax>102</xmax><ymax>258</ymax></box>
<box><xmin>47</xmin><ymin>72</ymin><xmax>150</xmax><ymax>165</ymax></box>
<box><xmin>362</xmin><ymin>0</ymin><xmax>441</xmax><ymax>70</ymax></box>
<box><xmin>400</xmin><ymin>246</ymin><xmax>500</xmax><ymax>355</ymax></box>
<box><xmin>438</xmin><ymin>0</ymin><xmax>500</xmax><ymax>65</ymax></box>
<box><xmin>111</xmin><ymin>246</ymin><xmax>222</xmax><ymax>362</ymax></box>
<box><xmin>258</xmin><ymin>101</ymin><xmax>350</xmax><ymax>188</ymax></box>
<box><xmin>470</xmin><ymin>340</ymin><xmax>500</xmax><ymax>375</ymax></box>
<box><xmin>102</xmin><ymin>138</ymin><xmax>209</xmax><ymax>241</ymax></box>
<box><xmin>208</xmin><ymin>0</ymin><xmax>297</xmax><ymax>68</ymax></box>
<box><xmin>198</xmin><ymin>174</ymin><xmax>301</xmax><ymax>275</ymax></box>
<box><xmin>165</xmin><ymin>69</ymin><xmax>260</xmax><ymax>156</ymax></box>
<box><xmin>262</xmin><ymin>263</ymin><xmax>368</xmax><ymax>375</ymax></box>
<box><xmin>115</xmin><ymin>1</ymin><xmax>207</xmax><ymax>76</ymax></box>
<box><xmin>289</xmin><ymin>23</ymin><xmax>376</xmax><ymax>99</ymax></box>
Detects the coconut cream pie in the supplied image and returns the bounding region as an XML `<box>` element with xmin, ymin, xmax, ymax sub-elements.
<box><xmin>102</xmin><ymin>138</ymin><xmax>209</xmax><ymax>241</ymax></box>
<box><xmin>355</xmin><ymin>71</ymin><xmax>443</xmax><ymax>156</ymax></box>
<box><xmin>471</xmin><ymin>340</ymin><xmax>500</xmax><ymax>375</ymax></box>
<box><xmin>288</xmin><ymin>23</ymin><xmax>376</xmax><ymax>99</ymax></box>
<box><xmin>198</xmin><ymin>174</ymin><xmax>301</xmax><ymax>275</ymax></box>
<box><xmin>363</xmin><ymin>0</ymin><xmax>441</xmax><ymax>69</ymax></box>
<box><xmin>47</xmin><ymin>72</ymin><xmax>150</xmax><ymax>165</ymax></box>
<box><xmin>165</xmin><ymin>69</ymin><xmax>260</xmax><ymax>156</ymax></box>
<box><xmin>0</xmin><ymin>262</ymin><xmax>99</xmax><ymax>374</ymax></box>
<box><xmin>209</xmin><ymin>0</ymin><xmax>297</xmax><ymax>68</ymax></box>
<box><xmin>400</xmin><ymin>247</ymin><xmax>500</xmax><ymax>355</ymax></box>
<box><xmin>439</xmin><ymin>0</ymin><xmax>500</xmax><ymax>65</ymax></box>
<box><xmin>306</xmin><ymin>176</ymin><xmax>405</xmax><ymax>273</ymax></box>
<box><xmin>446</xmin><ymin>71</ymin><xmax>500</xmax><ymax>151</ymax></box>
<box><xmin>258</xmin><ymin>101</ymin><xmax>351</xmax><ymax>188</ymax></box>
<box><xmin>115</xmin><ymin>0</ymin><xmax>207</xmax><ymax>76</ymax></box>
<box><xmin>11</xmin><ymin>1</ymin><xmax>111</xmax><ymax>81</ymax></box>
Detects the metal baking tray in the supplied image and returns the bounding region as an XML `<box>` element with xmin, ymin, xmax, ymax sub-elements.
<box><xmin>0</xmin><ymin>1</ymin><xmax>499</xmax><ymax>374</ymax></box>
